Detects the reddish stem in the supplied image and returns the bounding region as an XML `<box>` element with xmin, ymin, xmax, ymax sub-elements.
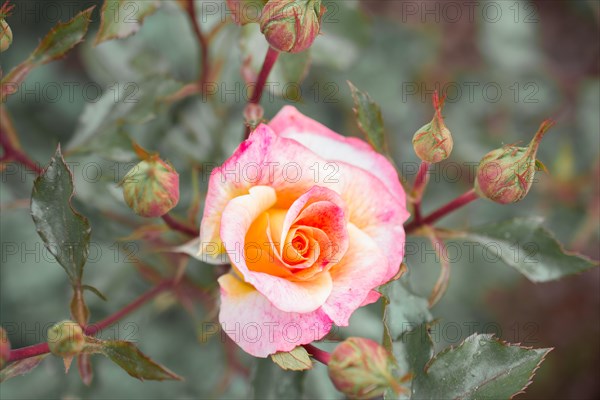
<box><xmin>303</xmin><ymin>343</ymin><xmax>331</xmax><ymax>365</ymax></box>
<box><xmin>411</xmin><ymin>161</ymin><xmax>430</xmax><ymax>223</ymax></box>
<box><xmin>405</xmin><ymin>189</ymin><xmax>479</xmax><ymax>234</ymax></box>
<box><xmin>244</xmin><ymin>47</ymin><xmax>280</xmax><ymax>139</ymax></box>
<box><xmin>0</xmin><ymin>127</ymin><xmax>43</xmax><ymax>175</ymax></box>
<box><xmin>8</xmin><ymin>342</ymin><xmax>50</xmax><ymax>362</ymax></box>
<box><xmin>249</xmin><ymin>47</ymin><xmax>280</xmax><ymax>105</ymax></box>
<box><xmin>161</xmin><ymin>213</ymin><xmax>199</xmax><ymax>237</ymax></box>
<box><xmin>85</xmin><ymin>280</ymin><xmax>174</xmax><ymax>336</ymax></box>
<box><xmin>8</xmin><ymin>280</ymin><xmax>175</xmax><ymax>362</ymax></box>
<box><xmin>185</xmin><ymin>0</ymin><xmax>210</xmax><ymax>89</ymax></box>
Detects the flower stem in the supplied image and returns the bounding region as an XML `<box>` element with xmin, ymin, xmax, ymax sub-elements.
<box><xmin>405</xmin><ymin>188</ymin><xmax>479</xmax><ymax>234</ymax></box>
<box><xmin>244</xmin><ymin>47</ymin><xmax>280</xmax><ymax>139</ymax></box>
<box><xmin>0</xmin><ymin>126</ymin><xmax>43</xmax><ymax>175</ymax></box>
<box><xmin>303</xmin><ymin>344</ymin><xmax>331</xmax><ymax>365</ymax></box>
<box><xmin>411</xmin><ymin>161</ymin><xmax>430</xmax><ymax>223</ymax></box>
<box><xmin>84</xmin><ymin>280</ymin><xmax>174</xmax><ymax>336</ymax></box>
<box><xmin>249</xmin><ymin>47</ymin><xmax>280</xmax><ymax>105</ymax></box>
<box><xmin>185</xmin><ymin>0</ymin><xmax>210</xmax><ymax>89</ymax></box>
<box><xmin>8</xmin><ymin>280</ymin><xmax>175</xmax><ymax>362</ymax></box>
<box><xmin>161</xmin><ymin>213</ymin><xmax>199</xmax><ymax>237</ymax></box>
<box><xmin>7</xmin><ymin>342</ymin><xmax>50</xmax><ymax>362</ymax></box>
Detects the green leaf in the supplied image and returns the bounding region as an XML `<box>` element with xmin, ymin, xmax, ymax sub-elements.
<box><xmin>271</xmin><ymin>347</ymin><xmax>313</xmax><ymax>371</ymax></box>
<box><xmin>252</xmin><ymin>357</ymin><xmax>306</xmax><ymax>399</ymax></box>
<box><xmin>348</xmin><ymin>81</ymin><xmax>387</xmax><ymax>154</ymax></box>
<box><xmin>380</xmin><ymin>272</ymin><xmax>432</xmax><ymax>353</ymax></box>
<box><xmin>412</xmin><ymin>334</ymin><xmax>552</xmax><ymax>399</ymax></box>
<box><xmin>396</xmin><ymin>324</ymin><xmax>434</xmax><ymax>381</ymax></box>
<box><xmin>31</xmin><ymin>145</ymin><xmax>91</xmax><ymax>286</ymax></box>
<box><xmin>1</xmin><ymin>7</ymin><xmax>94</xmax><ymax>101</ymax></box>
<box><xmin>0</xmin><ymin>355</ymin><xmax>49</xmax><ymax>383</ymax></box>
<box><xmin>385</xmin><ymin>323</ymin><xmax>434</xmax><ymax>400</ymax></box>
<box><xmin>458</xmin><ymin>217</ymin><xmax>599</xmax><ymax>282</ymax></box>
<box><xmin>95</xmin><ymin>0</ymin><xmax>160</xmax><ymax>45</ymax></box>
<box><xmin>100</xmin><ymin>340</ymin><xmax>182</xmax><ymax>381</ymax></box>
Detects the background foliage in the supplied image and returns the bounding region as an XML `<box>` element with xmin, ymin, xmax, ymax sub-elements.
<box><xmin>1</xmin><ymin>0</ymin><xmax>598</xmax><ymax>398</ymax></box>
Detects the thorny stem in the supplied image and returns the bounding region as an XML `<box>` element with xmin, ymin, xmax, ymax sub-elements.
<box><xmin>244</xmin><ymin>47</ymin><xmax>280</xmax><ymax>139</ymax></box>
<box><xmin>185</xmin><ymin>0</ymin><xmax>210</xmax><ymax>89</ymax></box>
<box><xmin>8</xmin><ymin>280</ymin><xmax>175</xmax><ymax>362</ymax></box>
<box><xmin>161</xmin><ymin>213</ymin><xmax>199</xmax><ymax>237</ymax></box>
<box><xmin>303</xmin><ymin>343</ymin><xmax>331</xmax><ymax>365</ymax></box>
<box><xmin>405</xmin><ymin>188</ymin><xmax>479</xmax><ymax>234</ymax></box>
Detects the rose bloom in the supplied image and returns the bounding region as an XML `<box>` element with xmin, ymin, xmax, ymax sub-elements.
<box><xmin>199</xmin><ymin>106</ymin><xmax>409</xmax><ymax>357</ymax></box>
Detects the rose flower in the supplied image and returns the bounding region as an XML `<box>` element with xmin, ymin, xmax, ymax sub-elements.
<box><xmin>199</xmin><ymin>106</ymin><xmax>409</xmax><ymax>357</ymax></box>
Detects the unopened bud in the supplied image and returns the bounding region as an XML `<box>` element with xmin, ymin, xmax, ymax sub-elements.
<box><xmin>475</xmin><ymin>120</ymin><xmax>554</xmax><ymax>204</ymax></box>
<box><xmin>0</xmin><ymin>2</ymin><xmax>14</xmax><ymax>52</ymax></box>
<box><xmin>0</xmin><ymin>19</ymin><xmax>11</xmax><ymax>52</ymax></box>
<box><xmin>412</xmin><ymin>91</ymin><xmax>453</xmax><ymax>163</ymax></box>
<box><xmin>259</xmin><ymin>0</ymin><xmax>326</xmax><ymax>53</ymax></box>
<box><xmin>1</xmin><ymin>327</ymin><xmax>10</xmax><ymax>369</ymax></box>
<box><xmin>328</xmin><ymin>337</ymin><xmax>405</xmax><ymax>399</ymax></box>
<box><xmin>121</xmin><ymin>147</ymin><xmax>180</xmax><ymax>218</ymax></box>
<box><xmin>47</xmin><ymin>321</ymin><xmax>85</xmax><ymax>358</ymax></box>
<box><xmin>226</xmin><ymin>0</ymin><xmax>268</xmax><ymax>25</ymax></box>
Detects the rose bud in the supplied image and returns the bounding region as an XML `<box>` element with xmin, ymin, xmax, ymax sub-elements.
<box><xmin>328</xmin><ymin>337</ymin><xmax>405</xmax><ymax>399</ymax></box>
<box><xmin>475</xmin><ymin>120</ymin><xmax>554</xmax><ymax>204</ymax></box>
<box><xmin>47</xmin><ymin>321</ymin><xmax>85</xmax><ymax>358</ymax></box>
<box><xmin>226</xmin><ymin>0</ymin><xmax>268</xmax><ymax>25</ymax></box>
<box><xmin>121</xmin><ymin>151</ymin><xmax>180</xmax><ymax>218</ymax></box>
<box><xmin>0</xmin><ymin>327</ymin><xmax>10</xmax><ymax>369</ymax></box>
<box><xmin>259</xmin><ymin>0</ymin><xmax>327</xmax><ymax>53</ymax></box>
<box><xmin>412</xmin><ymin>91</ymin><xmax>453</xmax><ymax>163</ymax></box>
<box><xmin>0</xmin><ymin>19</ymin><xmax>11</xmax><ymax>52</ymax></box>
<box><xmin>0</xmin><ymin>2</ymin><xmax>14</xmax><ymax>52</ymax></box>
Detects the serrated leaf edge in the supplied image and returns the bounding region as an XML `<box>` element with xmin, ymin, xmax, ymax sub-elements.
<box><xmin>31</xmin><ymin>144</ymin><xmax>91</xmax><ymax>285</ymax></box>
<box><xmin>30</xmin><ymin>6</ymin><xmax>95</xmax><ymax>63</ymax></box>
<box><xmin>95</xmin><ymin>0</ymin><xmax>160</xmax><ymax>45</ymax></box>
<box><xmin>422</xmin><ymin>333</ymin><xmax>553</xmax><ymax>399</ymax></box>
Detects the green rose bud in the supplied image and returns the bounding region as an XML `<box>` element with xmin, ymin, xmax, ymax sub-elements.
<box><xmin>328</xmin><ymin>337</ymin><xmax>407</xmax><ymax>399</ymax></box>
<box><xmin>412</xmin><ymin>91</ymin><xmax>453</xmax><ymax>163</ymax></box>
<box><xmin>0</xmin><ymin>327</ymin><xmax>11</xmax><ymax>369</ymax></box>
<box><xmin>475</xmin><ymin>120</ymin><xmax>554</xmax><ymax>204</ymax></box>
<box><xmin>259</xmin><ymin>0</ymin><xmax>326</xmax><ymax>53</ymax></box>
<box><xmin>121</xmin><ymin>147</ymin><xmax>180</xmax><ymax>218</ymax></box>
<box><xmin>47</xmin><ymin>320</ymin><xmax>85</xmax><ymax>358</ymax></box>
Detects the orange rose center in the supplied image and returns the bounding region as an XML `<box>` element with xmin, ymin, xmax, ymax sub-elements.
<box><xmin>243</xmin><ymin>201</ymin><xmax>344</xmax><ymax>281</ymax></box>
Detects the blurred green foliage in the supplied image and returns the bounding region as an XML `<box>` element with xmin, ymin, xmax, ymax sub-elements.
<box><xmin>1</xmin><ymin>0</ymin><xmax>598</xmax><ymax>398</ymax></box>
